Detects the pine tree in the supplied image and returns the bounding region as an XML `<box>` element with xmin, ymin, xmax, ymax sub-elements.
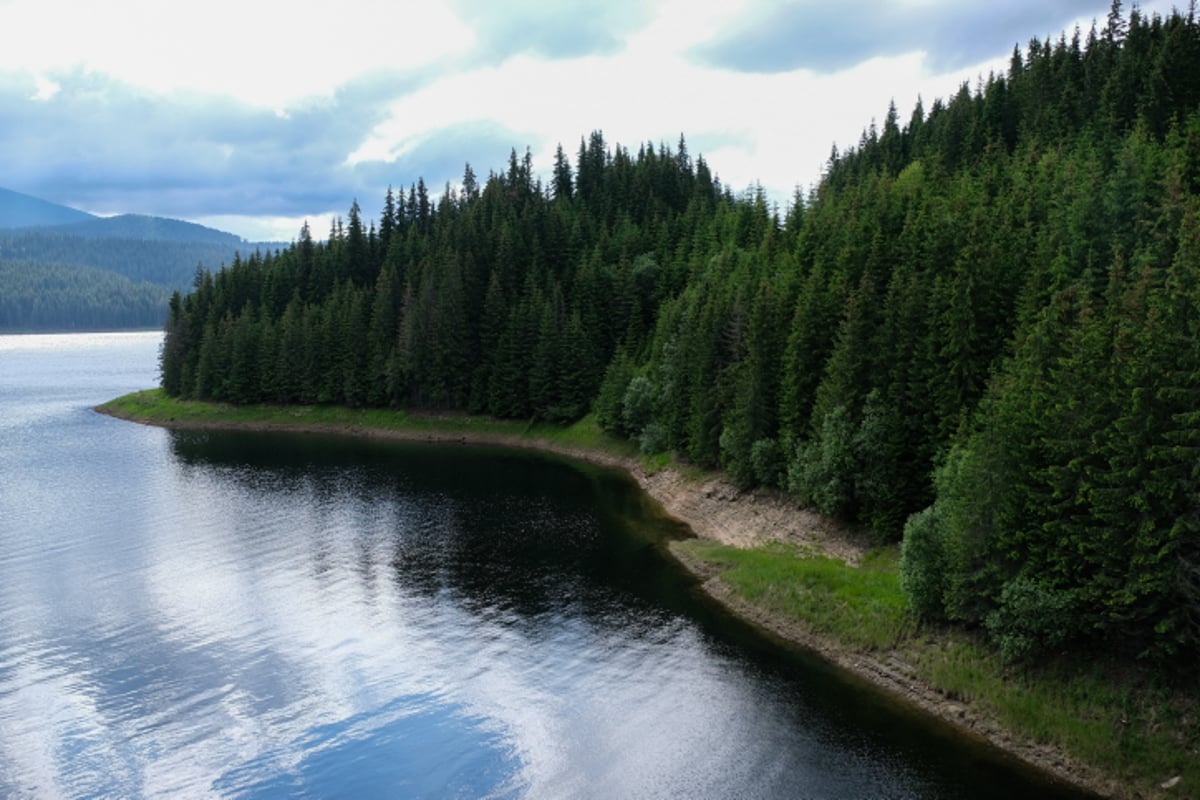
<box><xmin>160</xmin><ymin>291</ymin><xmax>186</xmax><ymax>396</ymax></box>
<box><xmin>366</xmin><ymin>265</ymin><xmax>399</xmax><ymax>406</ymax></box>
<box><xmin>552</xmin><ymin>143</ymin><xmax>574</xmax><ymax>201</ymax></box>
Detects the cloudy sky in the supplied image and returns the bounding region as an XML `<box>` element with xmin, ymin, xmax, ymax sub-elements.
<box><xmin>0</xmin><ymin>0</ymin><xmax>1178</xmax><ymax>242</ymax></box>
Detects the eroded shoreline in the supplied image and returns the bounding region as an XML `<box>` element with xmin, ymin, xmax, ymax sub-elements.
<box><xmin>95</xmin><ymin>401</ymin><xmax>1124</xmax><ymax>799</ymax></box>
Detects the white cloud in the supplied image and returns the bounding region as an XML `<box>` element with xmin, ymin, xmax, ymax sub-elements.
<box><xmin>3</xmin><ymin>0</ymin><xmax>1183</xmax><ymax>232</ymax></box>
<box><xmin>30</xmin><ymin>74</ymin><xmax>59</xmax><ymax>101</ymax></box>
<box><xmin>0</xmin><ymin>0</ymin><xmax>474</xmax><ymax>109</ymax></box>
<box><xmin>348</xmin><ymin>24</ymin><xmax>1008</xmax><ymax>210</ymax></box>
<box><xmin>192</xmin><ymin>213</ymin><xmax>335</xmax><ymax>244</ymax></box>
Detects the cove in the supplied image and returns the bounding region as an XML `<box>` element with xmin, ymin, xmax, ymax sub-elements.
<box><xmin>0</xmin><ymin>332</ymin><xmax>1091</xmax><ymax>798</ymax></box>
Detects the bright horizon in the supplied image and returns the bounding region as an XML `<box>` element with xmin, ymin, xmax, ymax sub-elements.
<box><xmin>0</xmin><ymin>0</ymin><xmax>1177</xmax><ymax>242</ymax></box>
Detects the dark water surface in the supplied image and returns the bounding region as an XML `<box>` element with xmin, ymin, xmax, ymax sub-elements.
<box><xmin>0</xmin><ymin>332</ymin><xmax>1089</xmax><ymax>798</ymax></box>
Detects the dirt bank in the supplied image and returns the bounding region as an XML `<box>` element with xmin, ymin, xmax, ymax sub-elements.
<box><xmin>96</xmin><ymin>405</ymin><xmax>1126</xmax><ymax>798</ymax></box>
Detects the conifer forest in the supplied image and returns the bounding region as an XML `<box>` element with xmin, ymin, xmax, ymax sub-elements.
<box><xmin>161</xmin><ymin>6</ymin><xmax>1200</xmax><ymax>667</ymax></box>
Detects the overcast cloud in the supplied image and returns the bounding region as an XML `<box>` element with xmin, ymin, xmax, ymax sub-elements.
<box><xmin>691</xmin><ymin>0</ymin><xmax>1107</xmax><ymax>73</ymax></box>
<box><xmin>0</xmin><ymin>0</ymin><xmax>1178</xmax><ymax>241</ymax></box>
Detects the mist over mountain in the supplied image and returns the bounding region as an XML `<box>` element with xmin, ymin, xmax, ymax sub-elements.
<box><xmin>0</xmin><ymin>186</ymin><xmax>280</xmax><ymax>331</ymax></box>
<box><xmin>48</xmin><ymin>213</ymin><xmax>246</xmax><ymax>245</ymax></box>
<box><xmin>0</xmin><ymin>187</ymin><xmax>97</xmax><ymax>229</ymax></box>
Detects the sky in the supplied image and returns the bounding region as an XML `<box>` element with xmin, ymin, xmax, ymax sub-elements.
<box><xmin>0</xmin><ymin>0</ymin><xmax>1181</xmax><ymax>243</ymax></box>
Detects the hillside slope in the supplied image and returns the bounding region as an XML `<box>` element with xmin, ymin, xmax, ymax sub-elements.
<box><xmin>0</xmin><ymin>186</ymin><xmax>96</xmax><ymax>229</ymax></box>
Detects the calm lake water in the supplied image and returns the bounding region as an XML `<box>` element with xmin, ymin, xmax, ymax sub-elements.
<box><xmin>0</xmin><ymin>331</ymin><xmax>1090</xmax><ymax>799</ymax></box>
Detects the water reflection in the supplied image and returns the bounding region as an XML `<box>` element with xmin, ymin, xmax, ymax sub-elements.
<box><xmin>159</xmin><ymin>430</ymin><xmax>1087</xmax><ymax>799</ymax></box>
<box><xmin>0</xmin><ymin>333</ymin><xmax>1090</xmax><ymax>799</ymax></box>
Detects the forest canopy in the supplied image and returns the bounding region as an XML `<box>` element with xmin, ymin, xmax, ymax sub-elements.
<box><xmin>0</xmin><ymin>260</ymin><xmax>171</xmax><ymax>331</ymax></box>
<box><xmin>161</xmin><ymin>4</ymin><xmax>1200</xmax><ymax>665</ymax></box>
<box><xmin>0</xmin><ymin>214</ymin><xmax>279</xmax><ymax>331</ymax></box>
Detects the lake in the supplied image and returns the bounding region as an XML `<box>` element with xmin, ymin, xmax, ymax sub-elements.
<box><xmin>0</xmin><ymin>332</ymin><xmax>1088</xmax><ymax>798</ymax></box>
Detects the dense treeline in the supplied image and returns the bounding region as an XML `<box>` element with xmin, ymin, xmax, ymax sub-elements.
<box><xmin>163</xmin><ymin>3</ymin><xmax>1200</xmax><ymax>665</ymax></box>
<box><xmin>161</xmin><ymin>139</ymin><xmax>723</xmax><ymax>418</ymax></box>
<box><xmin>0</xmin><ymin>260</ymin><xmax>171</xmax><ymax>330</ymax></box>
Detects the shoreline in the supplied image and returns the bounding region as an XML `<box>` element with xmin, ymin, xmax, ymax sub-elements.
<box><xmin>95</xmin><ymin>397</ymin><xmax>1133</xmax><ymax>799</ymax></box>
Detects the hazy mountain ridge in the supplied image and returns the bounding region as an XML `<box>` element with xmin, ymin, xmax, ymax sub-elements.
<box><xmin>0</xmin><ymin>186</ymin><xmax>284</xmax><ymax>331</ymax></box>
<box><xmin>0</xmin><ymin>187</ymin><xmax>97</xmax><ymax>229</ymax></box>
<box><xmin>46</xmin><ymin>213</ymin><xmax>245</xmax><ymax>245</ymax></box>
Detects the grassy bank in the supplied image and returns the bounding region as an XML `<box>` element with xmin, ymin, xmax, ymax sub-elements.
<box><xmin>675</xmin><ymin>539</ymin><xmax>1198</xmax><ymax>799</ymax></box>
<box><xmin>100</xmin><ymin>389</ymin><xmax>1198</xmax><ymax>798</ymax></box>
<box><xmin>99</xmin><ymin>388</ymin><xmax>640</xmax><ymax>461</ymax></box>
<box><xmin>678</xmin><ymin>540</ymin><xmax>914</xmax><ymax>650</ymax></box>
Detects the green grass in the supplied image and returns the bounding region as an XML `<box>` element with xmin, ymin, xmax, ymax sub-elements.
<box><xmin>518</xmin><ymin>413</ymin><xmax>638</xmax><ymax>456</ymax></box>
<box><xmin>679</xmin><ymin>538</ymin><xmax>1199</xmax><ymax>797</ymax></box>
<box><xmin>99</xmin><ymin>390</ymin><xmax>641</xmax><ymax>459</ymax></box>
<box><xmin>912</xmin><ymin>637</ymin><xmax>1198</xmax><ymax>792</ymax></box>
<box><xmin>640</xmin><ymin>449</ymin><xmax>673</xmax><ymax>475</ymax></box>
<box><xmin>676</xmin><ymin>539</ymin><xmax>913</xmax><ymax>651</ymax></box>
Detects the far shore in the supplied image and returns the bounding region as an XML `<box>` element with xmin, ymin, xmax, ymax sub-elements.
<box><xmin>97</xmin><ymin>389</ymin><xmax>1190</xmax><ymax>800</ymax></box>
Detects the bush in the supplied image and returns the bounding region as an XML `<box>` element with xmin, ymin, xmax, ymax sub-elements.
<box><xmin>899</xmin><ymin>504</ymin><xmax>949</xmax><ymax>619</ymax></box>
<box><xmin>621</xmin><ymin>375</ymin><xmax>655</xmax><ymax>437</ymax></box>
<box><xmin>639</xmin><ymin>421</ymin><xmax>669</xmax><ymax>455</ymax></box>
<box><xmin>787</xmin><ymin>405</ymin><xmax>857</xmax><ymax>517</ymax></box>
<box><xmin>984</xmin><ymin>576</ymin><xmax>1079</xmax><ymax>663</ymax></box>
<box><xmin>541</xmin><ymin>403</ymin><xmax>584</xmax><ymax>424</ymax></box>
<box><xmin>594</xmin><ymin>352</ymin><xmax>635</xmax><ymax>434</ymax></box>
<box><xmin>750</xmin><ymin>438</ymin><xmax>784</xmax><ymax>488</ymax></box>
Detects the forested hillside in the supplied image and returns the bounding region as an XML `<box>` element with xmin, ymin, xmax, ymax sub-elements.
<box><xmin>162</xmin><ymin>5</ymin><xmax>1200</xmax><ymax>665</ymax></box>
<box><xmin>0</xmin><ymin>229</ymin><xmax>258</xmax><ymax>289</ymax></box>
<box><xmin>0</xmin><ymin>213</ymin><xmax>278</xmax><ymax>331</ymax></box>
<box><xmin>0</xmin><ymin>261</ymin><xmax>171</xmax><ymax>330</ymax></box>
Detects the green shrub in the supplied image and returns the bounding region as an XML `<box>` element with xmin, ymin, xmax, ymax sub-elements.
<box><xmin>621</xmin><ymin>375</ymin><xmax>655</xmax><ymax>437</ymax></box>
<box><xmin>750</xmin><ymin>437</ymin><xmax>784</xmax><ymax>488</ymax></box>
<box><xmin>787</xmin><ymin>404</ymin><xmax>857</xmax><ymax>517</ymax></box>
<box><xmin>594</xmin><ymin>351</ymin><xmax>635</xmax><ymax>435</ymax></box>
<box><xmin>985</xmin><ymin>576</ymin><xmax>1079</xmax><ymax>663</ymax></box>
<box><xmin>639</xmin><ymin>421</ymin><xmax>669</xmax><ymax>455</ymax></box>
<box><xmin>899</xmin><ymin>504</ymin><xmax>949</xmax><ymax>619</ymax></box>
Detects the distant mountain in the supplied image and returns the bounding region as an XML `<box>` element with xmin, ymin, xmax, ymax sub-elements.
<box><xmin>0</xmin><ymin>185</ymin><xmax>283</xmax><ymax>331</ymax></box>
<box><xmin>0</xmin><ymin>187</ymin><xmax>96</xmax><ymax>229</ymax></box>
<box><xmin>0</xmin><ymin>231</ymin><xmax>255</xmax><ymax>291</ymax></box>
<box><xmin>52</xmin><ymin>213</ymin><xmax>244</xmax><ymax>245</ymax></box>
<box><xmin>1</xmin><ymin>186</ymin><xmax>248</xmax><ymax>245</ymax></box>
